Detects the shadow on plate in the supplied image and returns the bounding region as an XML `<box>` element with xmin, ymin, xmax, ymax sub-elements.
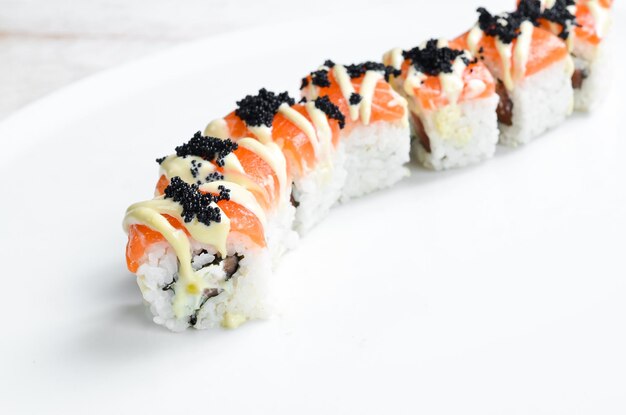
<box><xmin>62</xmin><ymin>262</ymin><xmax>233</xmax><ymax>365</ymax></box>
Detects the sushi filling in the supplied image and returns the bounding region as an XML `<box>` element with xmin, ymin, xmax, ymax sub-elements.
<box><xmin>134</xmin><ymin>239</ymin><xmax>270</xmax><ymax>331</ymax></box>
<box><xmin>571</xmin><ymin>68</ymin><xmax>588</xmax><ymax>89</ymax></box>
<box><xmin>160</xmin><ymin>249</ymin><xmax>245</xmax><ymax>327</ymax></box>
<box><xmin>410</xmin><ymin>112</ymin><xmax>431</xmax><ymax>153</ymax></box>
<box><xmin>495</xmin><ymin>81</ymin><xmax>514</xmax><ymax>126</ymax></box>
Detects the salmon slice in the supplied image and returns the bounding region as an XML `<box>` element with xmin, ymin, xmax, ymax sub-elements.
<box><xmin>222</xmin><ymin>112</ymin><xmax>251</xmax><ymax>138</ymax></box>
<box><xmin>156</xmin><ymin>171</ymin><xmax>272</xmax><ymax>212</ymax></box>
<box><xmin>351</xmin><ymin>75</ymin><xmax>407</xmax><ymax>124</ymax></box>
<box><xmin>451</xmin><ymin>27</ymin><xmax>569</xmax><ymax>80</ymax></box>
<box><xmin>156</xmin><ymin>137</ymin><xmax>278</xmax><ymax>209</ymax></box>
<box><xmin>219</xmin><ymin>103</ymin><xmax>343</xmax><ymax>177</ymax></box>
<box><xmin>125</xmin><ymin>197</ymin><xmax>266</xmax><ymax>274</ymax></box>
<box><xmin>232</xmin><ymin>146</ymin><xmax>280</xmax><ymax>202</ymax></box>
<box><xmin>573</xmin><ymin>1</ymin><xmax>612</xmax><ymax>45</ymax></box>
<box><xmin>155</xmin><ymin>174</ymin><xmax>169</xmax><ymax>195</ymax></box>
<box><xmin>271</xmin><ymin>108</ymin><xmax>317</xmax><ymax>174</ymax></box>
<box><xmin>399</xmin><ymin>59</ymin><xmax>496</xmax><ymax>111</ymax></box>
<box><xmin>303</xmin><ymin>69</ymin><xmax>406</xmax><ymax>129</ymax></box>
<box><xmin>523</xmin><ymin>0</ymin><xmax>612</xmax><ymax>46</ymax></box>
<box><xmin>216</xmin><ymin>199</ymin><xmax>265</xmax><ymax>248</ymax></box>
<box><xmin>126</xmin><ymin>215</ymin><xmax>187</xmax><ymax>273</ymax></box>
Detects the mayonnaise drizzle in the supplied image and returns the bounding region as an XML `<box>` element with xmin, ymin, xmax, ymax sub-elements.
<box><xmin>400</xmin><ymin>42</ymin><xmax>470</xmax><ymax>107</ymax></box>
<box><xmin>383</xmin><ymin>47</ymin><xmax>404</xmax><ymax>70</ymax></box>
<box><xmin>247</xmin><ymin>126</ymin><xmax>274</xmax><ymax>145</ymax></box>
<box><xmin>123</xmin><ymin>197</ymin><xmax>231</xmax><ymax>317</ymax></box>
<box><xmin>438</xmin><ymin>54</ymin><xmax>468</xmax><ymax>106</ymax></box>
<box><xmin>160</xmin><ymin>155</ymin><xmax>216</xmax><ymax>185</ymax></box>
<box><xmin>204</xmin><ymin>118</ymin><xmax>229</xmax><ymax>139</ymax></box>
<box><xmin>159</xmin><ymin>150</ymin><xmax>269</xmax><ymax>203</ymax></box>
<box><xmin>202</xmin><ymin>116</ymin><xmax>288</xmax><ymax>198</ymax></box>
<box><xmin>471</xmin><ymin>13</ymin><xmax>535</xmax><ymax>91</ymax></box>
<box><xmin>467</xmin><ymin>25</ymin><xmax>484</xmax><ymax>55</ymax></box>
<box><xmin>236</xmin><ymin>137</ymin><xmax>287</xmax><ymax>195</ymax></box>
<box><xmin>540</xmin><ymin>0</ymin><xmax>578</xmax><ymax>51</ymax></box>
<box><xmin>278</xmin><ymin>103</ymin><xmax>320</xmax><ymax>159</ymax></box>
<box><xmin>305</xmin><ymin>101</ymin><xmax>333</xmax><ymax>160</ymax></box>
<box><xmin>495</xmin><ymin>38</ymin><xmax>515</xmax><ymax>90</ymax></box>
<box><xmin>223</xmin><ymin>153</ymin><xmax>245</xmax><ymax>174</ymax></box>
<box><xmin>358</xmin><ymin>71</ymin><xmax>384</xmax><ymax>125</ymax></box>
<box><xmin>332</xmin><ymin>64</ymin><xmax>386</xmax><ymax>126</ymax></box>
<box><xmin>513</xmin><ymin>21</ymin><xmax>534</xmax><ymax>82</ymax></box>
<box><xmin>403</xmin><ymin>65</ymin><xmax>427</xmax><ymax>97</ymax></box>
<box><xmin>332</xmin><ymin>64</ymin><xmax>359</xmax><ymax>121</ymax></box>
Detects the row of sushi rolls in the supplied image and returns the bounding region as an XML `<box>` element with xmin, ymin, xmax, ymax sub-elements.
<box><xmin>123</xmin><ymin>0</ymin><xmax>613</xmax><ymax>331</ymax></box>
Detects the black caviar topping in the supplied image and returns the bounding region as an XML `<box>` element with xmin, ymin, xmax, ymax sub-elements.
<box><xmin>314</xmin><ymin>96</ymin><xmax>345</xmax><ymax>129</ymax></box>
<box><xmin>402</xmin><ymin>39</ymin><xmax>467</xmax><ymax>76</ymax></box>
<box><xmin>169</xmin><ymin>131</ymin><xmax>238</xmax><ymax>167</ymax></box>
<box><xmin>543</xmin><ymin>3</ymin><xmax>578</xmax><ymax>39</ymax></box>
<box><xmin>156</xmin><ymin>156</ymin><xmax>166</xmax><ymax>164</ymax></box>
<box><xmin>345</xmin><ymin>61</ymin><xmax>401</xmax><ymax>82</ymax></box>
<box><xmin>189</xmin><ymin>287</ymin><xmax>223</xmax><ymax>326</ymax></box>
<box><xmin>349</xmin><ymin>92</ymin><xmax>362</xmax><ymax>105</ymax></box>
<box><xmin>300</xmin><ymin>77</ymin><xmax>309</xmax><ymax>89</ymax></box>
<box><xmin>477</xmin><ymin>7</ymin><xmax>528</xmax><ymax>44</ymax></box>
<box><xmin>298</xmin><ymin>97</ymin><xmax>307</xmax><ymax>104</ymax></box>
<box><xmin>205</xmin><ymin>172</ymin><xmax>224</xmax><ymax>182</ymax></box>
<box><xmin>323</xmin><ymin>59</ymin><xmax>335</xmax><ymax>68</ymax></box>
<box><xmin>311</xmin><ymin>69</ymin><xmax>331</xmax><ymax>87</ymax></box>
<box><xmin>235</xmin><ymin>88</ymin><xmax>295</xmax><ymax>127</ymax></box>
<box><xmin>517</xmin><ymin>0</ymin><xmax>578</xmax><ymax>40</ymax></box>
<box><xmin>190</xmin><ymin>159</ymin><xmax>201</xmax><ymax>179</ymax></box>
<box><xmin>164</xmin><ymin>177</ymin><xmax>230</xmax><ymax>226</ymax></box>
<box><xmin>516</xmin><ymin>0</ymin><xmax>543</xmax><ymax>23</ymax></box>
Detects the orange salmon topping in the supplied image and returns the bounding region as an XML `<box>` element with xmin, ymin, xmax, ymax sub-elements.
<box><xmin>451</xmin><ymin>27</ymin><xmax>568</xmax><ymax>81</ymax></box>
<box><xmin>126</xmin><ymin>215</ymin><xmax>187</xmax><ymax>273</ymax></box>
<box><xmin>400</xmin><ymin>59</ymin><xmax>495</xmax><ymax>110</ymax></box>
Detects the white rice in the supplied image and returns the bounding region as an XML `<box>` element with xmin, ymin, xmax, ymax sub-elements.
<box><xmin>292</xmin><ymin>119</ymin><xmax>410</xmax><ymax>232</ymax></box>
<box><xmin>413</xmin><ymin>95</ymin><xmax>500</xmax><ymax>170</ymax></box>
<box><xmin>340</xmin><ymin>121</ymin><xmax>410</xmax><ymax>202</ymax></box>
<box><xmin>136</xmin><ymin>238</ymin><xmax>272</xmax><ymax>332</ymax></box>
<box><xmin>499</xmin><ymin>57</ymin><xmax>574</xmax><ymax>146</ymax></box>
<box><xmin>572</xmin><ymin>37</ymin><xmax>612</xmax><ymax>112</ymax></box>
<box><xmin>264</xmin><ymin>196</ymin><xmax>299</xmax><ymax>262</ymax></box>
<box><xmin>291</xmin><ymin>143</ymin><xmax>347</xmax><ymax>234</ymax></box>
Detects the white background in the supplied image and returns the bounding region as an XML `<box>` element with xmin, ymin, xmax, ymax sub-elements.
<box><xmin>1</xmin><ymin>0</ymin><xmax>410</xmax><ymax>118</ymax></box>
<box><xmin>0</xmin><ymin>1</ymin><xmax>625</xmax><ymax>414</ymax></box>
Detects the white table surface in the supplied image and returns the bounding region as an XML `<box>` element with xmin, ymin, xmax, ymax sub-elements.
<box><xmin>0</xmin><ymin>0</ymin><xmax>412</xmax><ymax>119</ymax></box>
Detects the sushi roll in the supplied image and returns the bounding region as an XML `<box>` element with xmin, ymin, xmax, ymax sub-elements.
<box><xmin>204</xmin><ymin>88</ymin><xmax>349</xmax><ymax>234</ymax></box>
<box><xmin>452</xmin><ymin>6</ymin><xmax>575</xmax><ymax>146</ymax></box>
<box><xmin>299</xmin><ymin>60</ymin><xmax>410</xmax><ymax>204</ymax></box>
<box><xmin>124</xmin><ymin>133</ymin><xmax>293</xmax><ymax>331</ymax></box>
<box><xmin>515</xmin><ymin>0</ymin><xmax>613</xmax><ymax>111</ymax></box>
<box><xmin>383</xmin><ymin>39</ymin><xmax>499</xmax><ymax>170</ymax></box>
<box><xmin>206</xmin><ymin>62</ymin><xmax>410</xmax><ymax>234</ymax></box>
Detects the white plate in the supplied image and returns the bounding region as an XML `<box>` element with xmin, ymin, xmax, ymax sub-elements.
<box><xmin>1</xmin><ymin>2</ymin><xmax>625</xmax><ymax>413</ymax></box>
